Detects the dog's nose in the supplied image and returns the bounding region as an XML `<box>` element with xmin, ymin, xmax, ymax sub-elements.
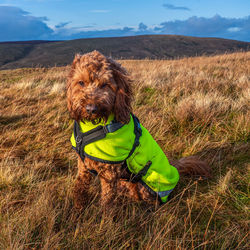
<box><xmin>86</xmin><ymin>104</ymin><xmax>98</xmax><ymax>114</ymax></box>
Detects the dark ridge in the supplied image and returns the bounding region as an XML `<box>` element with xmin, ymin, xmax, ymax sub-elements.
<box><xmin>0</xmin><ymin>40</ymin><xmax>58</xmax><ymax>45</ymax></box>
<box><xmin>0</xmin><ymin>35</ymin><xmax>249</xmax><ymax>69</ymax></box>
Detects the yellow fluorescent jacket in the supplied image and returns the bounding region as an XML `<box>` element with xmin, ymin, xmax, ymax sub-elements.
<box><xmin>71</xmin><ymin>114</ymin><xmax>179</xmax><ymax>202</ymax></box>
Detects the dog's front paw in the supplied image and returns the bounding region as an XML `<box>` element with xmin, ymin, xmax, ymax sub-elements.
<box><xmin>72</xmin><ymin>183</ymin><xmax>92</xmax><ymax>210</ymax></box>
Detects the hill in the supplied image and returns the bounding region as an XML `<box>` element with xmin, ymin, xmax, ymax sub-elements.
<box><xmin>0</xmin><ymin>52</ymin><xmax>249</xmax><ymax>249</ymax></box>
<box><xmin>0</xmin><ymin>35</ymin><xmax>249</xmax><ymax>69</ymax></box>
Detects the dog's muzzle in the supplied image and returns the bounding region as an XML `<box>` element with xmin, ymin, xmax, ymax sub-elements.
<box><xmin>86</xmin><ymin>104</ymin><xmax>98</xmax><ymax>114</ymax></box>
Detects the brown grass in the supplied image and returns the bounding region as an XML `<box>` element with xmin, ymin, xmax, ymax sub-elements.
<box><xmin>0</xmin><ymin>52</ymin><xmax>249</xmax><ymax>249</ymax></box>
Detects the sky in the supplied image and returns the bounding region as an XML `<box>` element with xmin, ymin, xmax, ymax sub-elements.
<box><xmin>0</xmin><ymin>0</ymin><xmax>249</xmax><ymax>42</ymax></box>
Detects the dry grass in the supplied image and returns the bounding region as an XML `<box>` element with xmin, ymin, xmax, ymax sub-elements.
<box><xmin>0</xmin><ymin>52</ymin><xmax>249</xmax><ymax>249</ymax></box>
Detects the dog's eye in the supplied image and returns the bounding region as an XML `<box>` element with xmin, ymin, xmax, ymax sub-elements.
<box><xmin>78</xmin><ymin>81</ymin><xmax>85</xmax><ymax>87</ymax></box>
<box><xmin>101</xmin><ymin>83</ymin><xmax>108</xmax><ymax>89</ymax></box>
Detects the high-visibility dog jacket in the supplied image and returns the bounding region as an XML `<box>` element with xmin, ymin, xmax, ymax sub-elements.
<box><xmin>71</xmin><ymin>114</ymin><xmax>179</xmax><ymax>202</ymax></box>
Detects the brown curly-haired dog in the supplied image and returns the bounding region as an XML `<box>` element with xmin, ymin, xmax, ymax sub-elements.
<box><xmin>67</xmin><ymin>51</ymin><xmax>210</xmax><ymax>211</ymax></box>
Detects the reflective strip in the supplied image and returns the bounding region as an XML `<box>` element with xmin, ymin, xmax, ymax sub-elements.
<box><xmin>157</xmin><ymin>189</ymin><xmax>174</xmax><ymax>198</ymax></box>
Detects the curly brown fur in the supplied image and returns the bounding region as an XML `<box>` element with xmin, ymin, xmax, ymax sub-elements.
<box><xmin>170</xmin><ymin>156</ymin><xmax>211</xmax><ymax>178</ymax></box>
<box><xmin>67</xmin><ymin>51</ymin><xmax>132</xmax><ymax>124</ymax></box>
<box><xmin>67</xmin><ymin>50</ymin><xmax>211</xmax><ymax>210</ymax></box>
<box><xmin>75</xmin><ymin>156</ymin><xmax>157</xmax><ymax>210</ymax></box>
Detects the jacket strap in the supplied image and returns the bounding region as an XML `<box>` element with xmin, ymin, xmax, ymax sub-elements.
<box><xmin>73</xmin><ymin>120</ymin><xmax>124</xmax><ymax>161</ymax></box>
<box><xmin>124</xmin><ymin>114</ymin><xmax>142</xmax><ymax>160</ymax></box>
<box><xmin>131</xmin><ymin>161</ymin><xmax>152</xmax><ymax>183</ymax></box>
<box><xmin>74</xmin><ymin>120</ymin><xmax>124</xmax><ymax>146</ymax></box>
<box><xmin>121</xmin><ymin>161</ymin><xmax>152</xmax><ymax>183</ymax></box>
<box><xmin>73</xmin><ymin>114</ymin><xmax>142</xmax><ymax>166</ymax></box>
<box><xmin>120</xmin><ymin>116</ymin><xmax>151</xmax><ymax>183</ymax></box>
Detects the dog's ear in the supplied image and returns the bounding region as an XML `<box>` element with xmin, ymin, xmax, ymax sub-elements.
<box><xmin>108</xmin><ymin>58</ymin><xmax>133</xmax><ymax>124</ymax></box>
<box><xmin>66</xmin><ymin>54</ymin><xmax>82</xmax><ymax>121</ymax></box>
<box><xmin>72</xmin><ymin>54</ymin><xmax>81</xmax><ymax>68</ymax></box>
<box><xmin>67</xmin><ymin>54</ymin><xmax>81</xmax><ymax>86</ymax></box>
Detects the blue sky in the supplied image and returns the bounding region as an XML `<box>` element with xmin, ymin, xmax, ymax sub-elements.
<box><xmin>0</xmin><ymin>0</ymin><xmax>249</xmax><ymax>42</ymax></box>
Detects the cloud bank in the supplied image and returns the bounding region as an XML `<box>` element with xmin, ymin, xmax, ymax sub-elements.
<box><xmin>0</xmin><ymin>6</ymin><xmax>249</xmax><ymax>42</ymax></box>
<box><xmin>162</xmin><ymin>4</ymin><xmax>190</xmax><ymax>11</ymax></box>
<box><xmin>0</xmin><ymin>6</ymin><xmax>53</xmax><ymax>41</ymax></box>
<box><xmin>157</xmin><ymin>15</ymin><xmax>250</xmax><ymax>42</ymax></box>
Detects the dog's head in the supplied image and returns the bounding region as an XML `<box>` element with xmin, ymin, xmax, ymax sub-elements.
<box><xmin>67</xmin><ymin>50</ymin><xmax>132</xmax><ymax>124</ymax></box>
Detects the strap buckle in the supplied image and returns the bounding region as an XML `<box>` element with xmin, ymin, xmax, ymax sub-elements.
<box><xmin>103</xmin><ymin>125</ymin><xmax>109</xmax><ymax>134</ymax></box>
<box><xmin>75</xmin><ymin>135</ymin><xmax>82</xmax><ymax>144</ymax></box>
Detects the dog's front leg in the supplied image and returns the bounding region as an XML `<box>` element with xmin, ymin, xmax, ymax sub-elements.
<box><xmin>73</xmin><ymin>156</ymin><xmax>94</xmax><ymax>209</ymax></box>
<box><xmin>99</xmin><ymin>165</ymin><xmax>118</xmax><ymax>212</ymax></box>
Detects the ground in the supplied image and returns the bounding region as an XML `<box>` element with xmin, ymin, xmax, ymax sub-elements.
<box><xmin>0</xmin><ymin>52</ymin><xmax>249</xmax><ymax>249</ymax></box>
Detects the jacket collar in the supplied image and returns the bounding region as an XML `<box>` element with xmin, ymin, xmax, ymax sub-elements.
<box><xmin>79</xmin><ymin>114</ymin><xmax>115</xmax><ymax>133</ymax></box>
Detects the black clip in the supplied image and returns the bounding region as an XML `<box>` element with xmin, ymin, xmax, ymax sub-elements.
<box><xmin>130</xmin><ymin>161</ymin><xmax>152</xmax><ymax>183</ymax></box>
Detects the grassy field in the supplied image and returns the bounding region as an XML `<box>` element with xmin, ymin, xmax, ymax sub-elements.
<box><xmin>0</xmin><ymin>52</ymin><xmax>249</xmax><ymax>249</ymax></box>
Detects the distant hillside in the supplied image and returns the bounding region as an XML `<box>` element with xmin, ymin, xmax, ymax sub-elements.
<box><xmin>0</xmin><ymin>35</ymin><xmax>249</xmax><ymax>69</ymax></box>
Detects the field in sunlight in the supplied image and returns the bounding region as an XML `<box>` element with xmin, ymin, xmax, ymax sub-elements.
<box><xmin>0</xmin><ymin>52</ymin><xmax>249</xmax><ymax>249</ymax></box>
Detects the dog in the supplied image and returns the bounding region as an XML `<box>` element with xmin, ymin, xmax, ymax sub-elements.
<box><xmin>66</xmin><ymin>50</ymin><xmax>210</xmax><ymax>211</ymax></box>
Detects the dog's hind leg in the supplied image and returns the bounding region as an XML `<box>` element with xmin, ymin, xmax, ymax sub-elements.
<box><xmin>117</xmin><ymin>180</ymin><xmax>141</xmax><ymax>201</ymax></box>
<box><xmin>117</xmin><ymin>180</ymin><xmax>159</xmax><ymax>205</ymax></box>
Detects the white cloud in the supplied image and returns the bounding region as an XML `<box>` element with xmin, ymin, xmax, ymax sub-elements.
<box><xmin>227</xmin><ymin>27</ymin><xmax>242</xmax><ymax>32</ymax></box>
